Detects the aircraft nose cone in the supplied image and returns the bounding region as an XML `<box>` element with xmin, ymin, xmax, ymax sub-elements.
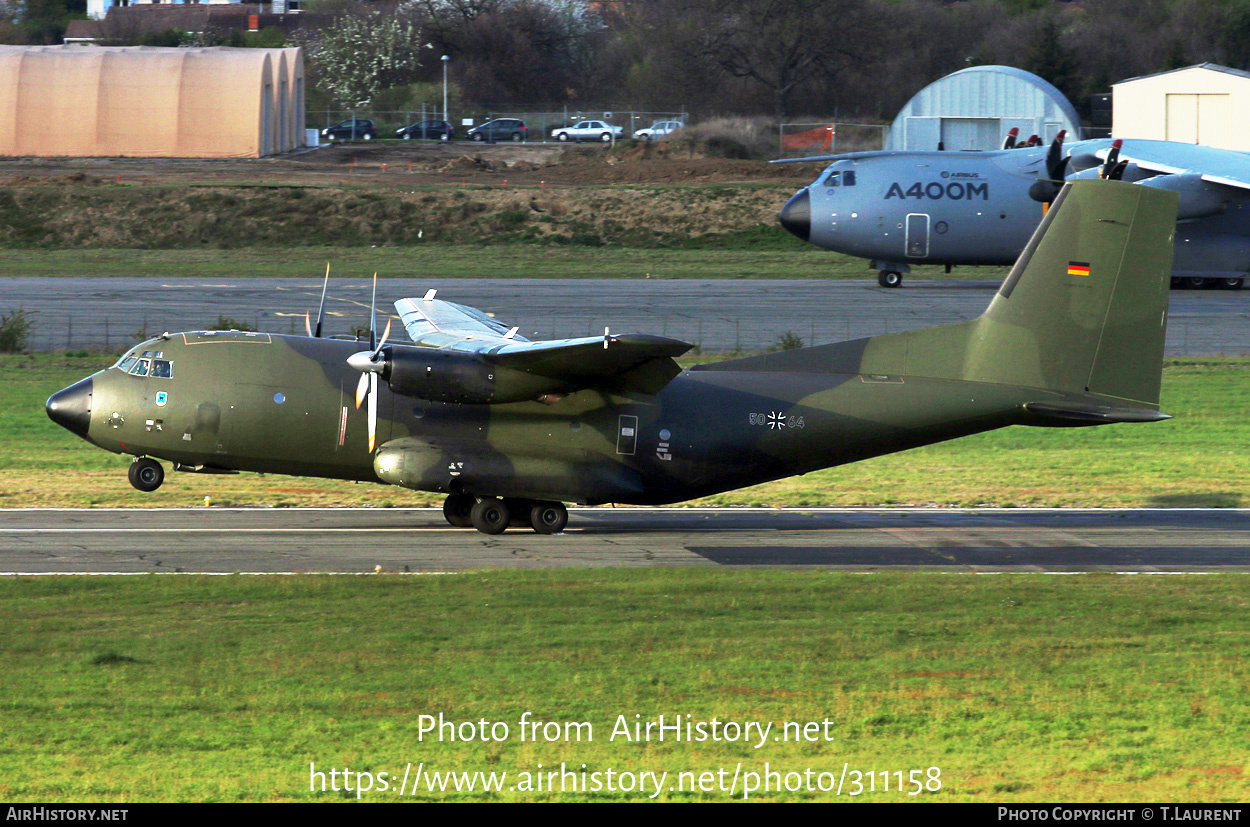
<box><xmin>46</xmin><ymin>377</ymin><xmax>93</xmax><ymax>438</ymax></box>
<box><xmin>778</xmin><ymin>188</ymin><xmax>811</xmax><ymax>242</ymax></box>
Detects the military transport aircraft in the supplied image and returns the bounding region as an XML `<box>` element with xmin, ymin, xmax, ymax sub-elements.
<box><xmin>777</xmin><ymin>135</ymin><xmax>1250</xmax><ymax>290</ymax></box>
<box><xmin>47</xmin><ymin>181</ymin><xmax>1175</xmax><ymax>535</ymax></box>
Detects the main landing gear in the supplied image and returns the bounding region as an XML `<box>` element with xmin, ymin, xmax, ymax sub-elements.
<box><xmin>128</xmin><ymin>457</ymin><xmax>164</xmax><ymax>492</ymax></box>
<box><xmin>442</xmin><ymin>493</ymin><xmax>569</xmax><ymax>535</ymax></box>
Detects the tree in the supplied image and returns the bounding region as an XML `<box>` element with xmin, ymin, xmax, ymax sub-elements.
<box><xmin>295</xmin><ymin>6</ymin><xmax>424</xmax><ymax>105</ymax></box>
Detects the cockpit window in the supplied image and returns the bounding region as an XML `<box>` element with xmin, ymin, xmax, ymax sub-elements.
<box><xmin>824</xmin><ymin>171</ymin><xmax>840</xmax><ymax>186</ymax></box>
<box><xmin>150</xmin><ymin>359</ymin><xmax>173</xmax><ymax>378</ymax></box>
<box><xmin>843</xmin><ymin>170</ymin><xmax>856</xmax><ymax>186</ymax></box>
<box><xmin>824</xmin><ymin>170</ymin><xmax>857</xmax><ymax>187</ymax></box>
<box><xmin>129</xmin><ymin>359</ymin><xmax>150</xmax><ymax>376</ymax></box>
<box><xmin>116</xmin><ymin>356</ymin><xmax>136</xmax><ymax>372</ymax></box>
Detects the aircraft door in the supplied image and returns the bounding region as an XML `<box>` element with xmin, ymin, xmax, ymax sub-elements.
<box><xmin>905</xmin><ymin>213</ymin><xmax>930</xmax><ymax>258</ymax></box>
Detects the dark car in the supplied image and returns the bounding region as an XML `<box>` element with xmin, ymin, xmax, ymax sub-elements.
<box><xmin>466</xmin><ymin>118</ymin><xmax>527</xmax><ymax>142</ymax></box>
<box><xmin>396</xmin><ymin>120</ymin><xmax>454</xmax><ymax>141</ymax></box>
<box><xmin>322</xmin><ymin>119</ymin><xmax>377</xmax><ymax>141</ymax></box>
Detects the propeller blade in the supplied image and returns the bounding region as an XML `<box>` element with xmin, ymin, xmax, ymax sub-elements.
<box><xmin>1109</xmin><ymin>159</ymin><xmax>1129</xmax><ymax>181</ymax></box>
<box><xmin>1003</xmin><ymin>127</ymin><xmax>1018</xmax><ymax>150</ymax></box>
<box><xmin>355</xmin><ymin>370</ymin><xmax>369</xmax><ymax>409</ymax></box>
<box><xmin>367</xmin><ymin>373</ymin><xmax>378</xmax><ymax>453</ymax></box>
<box><xmin>1100</xmin><ymin>139</ymin><xmax>1123</xmax><ymax>179</ymax></box>
<box><xmin>369</xmin><ymin>272</ymin><xmax>378</xmax><ymax>351</ymax></box>
<box><xmin>314</xmin><ymin>263</ymin><xmax>330</xmax><ymax>338</ymax></box>
<box><xmin>373</xmin><ymin>319</ymin><xmax>391</xmax><ymax>359</ymax></box>
<box><xmin>603</xmin><ymin>325</ymin><xmax>610</xmax><ymax>350</ymax></box>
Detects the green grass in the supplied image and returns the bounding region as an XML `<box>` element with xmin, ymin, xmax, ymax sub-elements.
<box><xmin>0</xmin><ymin>245</ymin><xmax>996</xmax><ymax>281</ymax></box>
<box><xmin>0</xmin><ymin>572</ymin><xmax>1247</xmax><ymax>801</ymax></box>
<box><xmin>3</xmin><ymin>355</ymin><xmax>1246</xmax><ymax>508</ymax></box>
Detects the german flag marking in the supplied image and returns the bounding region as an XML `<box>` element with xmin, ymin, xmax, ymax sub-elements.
<box><xmin>1067</xmin><ymin>261</ymin><xmax>1091</xmax><ymax>277</ymax></box>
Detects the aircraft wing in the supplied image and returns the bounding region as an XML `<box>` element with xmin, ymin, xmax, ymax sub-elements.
<box><xmin>1102</xmin><ymin>139</ymin><xmax>1250</xmax><ymax>191</ymax></box>
<box><xmin>394</xmin><ymin>293</ymin><xmax>694</xmax><ymax>395</ymax></box>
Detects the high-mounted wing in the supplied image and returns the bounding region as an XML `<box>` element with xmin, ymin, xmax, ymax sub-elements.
<box><xmin>354</xmin><ymin>291</ymin><xmax>695</xmax><ymax>405</ymax></box>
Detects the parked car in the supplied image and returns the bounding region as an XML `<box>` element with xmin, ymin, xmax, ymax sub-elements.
<box><xmin>551</xmin><ymin>120</ymin><xmax>623</xmax><ymax>142</ymax></box>
<box><xmin>396</xmin><ymin>120</ymin><xmax>454</xmax><ymax>141</ymax></box>
<box><xmin>633</xmin><ymin>120</ymin><xmax>684</xmax><ymax>140</ymax></box>
<box><xmin>466</xmin><ymin>118</ymin><xmax>527</xmax><ymax>142</ymax></box>
<box><xmin>322</xmin><ymin>119</ymin><xmax>377</xmax><ymax>141</ymax></box>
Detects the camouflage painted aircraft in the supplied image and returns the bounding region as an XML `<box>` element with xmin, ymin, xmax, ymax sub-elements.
<box><xmin>47</xmin><ymin>181</ymin><xmax>1176</xmax><ymax>535</ymax></box>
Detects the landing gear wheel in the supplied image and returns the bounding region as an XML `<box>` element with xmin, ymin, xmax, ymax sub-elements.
<box><xmin>128</xmin><ymin>457</ymin><xmax>164</xmax><ymax>492</ymax></box>
<box><xmin>443</xmin><ymin>493</ymin><xmax>474</xmax><ymax>528</ymax></box>
<box><xmin>878</xmin><ymin>271</ymin><xmax>903</xmax><ymax>288</ymax></box>
<box><xmin>1220</xmin><ymin>277</ymin><xmax>1244</xmax><ymax>290</ymax></box>
<box><xmin>530</xmin><ymin>502</ymin><xmax>568</xmax><ymax>534</ymax></box>
<box><xmin>1171</xmin><ymin>277</ymin><xmax>1184</xmax><ymax>289</ymax></box>
<box><xmin>1187</xmin><ymin>277</ymin><xmax>1209</xmax><ymax>289</ymax></box>
<box><xmin>470</xmin><ymin>497</ymin><xmax>510</xmax><ymax>535</ymax></box>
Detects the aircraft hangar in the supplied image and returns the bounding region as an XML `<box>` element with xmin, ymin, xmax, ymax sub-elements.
<box><xmin>886</xmin><ymin>64</ymin><xmax>1081</xmax><ymax>152</ymax></box>
<box><xmin>1112</xmin><ymin>63</ymin><xmax>1250</xmax><ymax>151</ymax></box>
<box><xmin>0</xmin><ymin>44</ymin><xmax>304</xmax><ymax>158</ymax></box>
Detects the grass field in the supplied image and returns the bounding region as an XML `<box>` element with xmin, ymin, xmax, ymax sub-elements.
<box><xmin>0</xmin><ymin>572</ymin><xmax>1247</xmax><ymax>802</ymax></box>
<box><xmin>5</xmin><ymin>355</ymin><xmax>1247</xmax><ymax>509</ymax></box>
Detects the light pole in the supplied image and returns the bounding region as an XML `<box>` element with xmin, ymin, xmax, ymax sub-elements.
<box><xmin>441</xmin><ymin>55</ymin><xmax>450</xmax><ymax>128</ymax></box>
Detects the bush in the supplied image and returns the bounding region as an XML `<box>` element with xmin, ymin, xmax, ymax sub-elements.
<box><xmin>0</xmin><ymin>309</ymin><xmax>32</xmax><ymax>353</ymax></box>
<box><xmin>208</xmin><ymin>315</ymin><xmax>256</xmax><ymax>332</ymax></box>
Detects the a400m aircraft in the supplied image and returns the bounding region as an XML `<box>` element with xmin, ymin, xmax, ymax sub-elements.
<box><xmin>778</xmin><ymin>135</ymin><xmax>1250</xmax><ymax>289</ymax></box>
<box><xmin>47</xmin><ymin>181</ymin><xmax>1175</xmax><ymax>535</ymax></box>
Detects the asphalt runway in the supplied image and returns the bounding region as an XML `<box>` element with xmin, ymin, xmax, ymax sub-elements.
<box><xmin>5</xmin><ymin>277</ymin><xmax>1249</xmax><ymax>356</ymax></box>
<box><xmin>4</xmin><ymin>507</ymin><xmax>1250</xmax><ymax>574</ymax></box>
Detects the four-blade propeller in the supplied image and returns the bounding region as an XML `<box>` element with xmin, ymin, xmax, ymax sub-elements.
<box><xmin>346</xmin><ymin>273</ymin><xmax>392</xmax><ymax>454</ymax></box>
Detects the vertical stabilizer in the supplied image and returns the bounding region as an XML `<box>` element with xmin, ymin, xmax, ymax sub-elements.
<box><xmin>963</xmin><ymin>180</ymin><xmax>1176</xmax><ymax>405</ymax></box>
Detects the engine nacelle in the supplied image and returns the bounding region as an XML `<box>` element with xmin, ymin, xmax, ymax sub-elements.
<box><xmin>384</xmin><ymin>347</ymin><xmax>563</xmax><ymax>404</ymax></box>
<box><xmin>1138</xmin><ymin>172</ymin><xmax>1239</xmax><ymax>220</ymax></box>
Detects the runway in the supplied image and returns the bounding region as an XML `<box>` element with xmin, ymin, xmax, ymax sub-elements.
<box><xmin>4</xmin><ymin>507</ymin><xmax>1250</xmax><ymax>574</ymax></box>
<box><xmin>4</xmin><ymin>276</ymin><xmax>1249</xmax><ymax>356</ymax></box>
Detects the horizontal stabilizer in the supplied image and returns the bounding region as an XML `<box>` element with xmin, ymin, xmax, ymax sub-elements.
<box><xmin>1024</xmin><ymin>401</ymin><xmax>1172</xmax><ymax>424</ymax></box>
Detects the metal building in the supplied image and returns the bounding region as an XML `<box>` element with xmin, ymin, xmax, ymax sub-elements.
<box><xmin>887</xmin><ymin>65</ymin><xmax>1081</xmax><ymax>152</ymax></box>
<box><xmin>1112</xmin><ymin>63</ymin><xmax>1250</xmax><ymax>151</ymax></box>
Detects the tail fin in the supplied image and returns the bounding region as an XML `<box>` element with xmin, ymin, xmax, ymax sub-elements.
<box><xmin>961</xmin><ymin>180</ymin><xmax>1176</xmax><ymax>405</ymax></box>
<box><xmin>701</xmin><ymin>180</ymin><xmax>1177</xmax><ymax>408</ymax></box>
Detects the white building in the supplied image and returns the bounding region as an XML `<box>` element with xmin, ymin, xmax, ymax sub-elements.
<box><xmin>1113</xmin><ymin>63</ymin><xmax>1250</xmax><ymax>151</ymax></box>
<box><xmin>87</xmin><ymin>1</ymin><xmax>251</xmax><ymax>23</ymax></box>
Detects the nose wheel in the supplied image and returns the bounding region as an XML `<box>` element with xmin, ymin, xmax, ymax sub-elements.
<box><xmin>128</xmin><ymin>457</ymin><xmax>164</xmax><ymax>492</ymax></box>
<box><xmin>877</xmin><ymin>270</ymin><xmax>903</xmax><ymax>288</ymax></box>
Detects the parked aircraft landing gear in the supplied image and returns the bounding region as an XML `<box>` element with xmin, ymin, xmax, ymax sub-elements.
<box><xmin>128</xmin><ymin>457</ymin><xmax>164</xmax><ymax>492</ymax></box>
<box><xmin>878</xmin><ymin>270</ymin><xmax>903</xmax><ymax>288</ymax></box>
<box><xmin>1220</xmin><ymin>277</ymin><xmax>1244</xmax><ymax>290</ymax></box>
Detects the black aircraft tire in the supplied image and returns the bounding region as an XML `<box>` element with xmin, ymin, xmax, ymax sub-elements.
<box><xmin>1221</xmin><ymin>277</ymin><xmax>1245</xmax><ymax>290</ymax></box>
<box><xmin>878</xmin><ymin>271</ymin><xmax>903</xmax><ymax>288</ymax></box>
<box><xmin>530</xmin><ymin>502</ymin><xmax>568</xmax><ymax>535</ymax></box>
<box><xmin>443</xmin><ymin>493</ymin><xmax>475</xmax><ymax>528</ymax></box>
<box><xmin>471</xmin><ymin>498</ymin><xmax>511</xmax><ymax>535</ymax></box>
<box><xmin>128</xmin><ymin>457</ymin><xmax>164</xmax><ymax>492</ymax></box>
<box><xmin>1188</xmin><ymin>277</ymin><xmax>1209</xmax><ymax>289</ymax></box>
<box><xmin>1171</xmin><ymin>277</ymin><xmax>1184</xmax><ymax>289</ymax></box>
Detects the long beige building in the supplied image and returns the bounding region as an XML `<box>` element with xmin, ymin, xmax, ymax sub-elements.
<box><xmin>0</xmin><ymin>45</ymin><xmax>304</xmax><ymax>158</ymax></box>
<box><xmin>1113</xmin><ymin>63</ymin><xmax>1250</xmax><ymax>151</ymax></box>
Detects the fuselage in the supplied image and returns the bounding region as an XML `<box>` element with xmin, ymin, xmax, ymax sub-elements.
<box><xmin>53</xmin><ymin>331</ymin><xmax>1051</xmax><ymax>506</ymax></box>
<box><xmin>780</xmin><ymin>139</ymin><xmax>1250</xmax><ymax>280</ymax></box>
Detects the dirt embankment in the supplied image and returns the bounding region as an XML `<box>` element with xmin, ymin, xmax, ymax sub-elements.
<box><xmin>0</xmin><ymin>142</ymin><xmax>822</xmax><ymax>249</ymax></box>
<box><xmin>0</xmin><ymin>179</ymin><xmax>799</xmax><ymax>249</ymax></box>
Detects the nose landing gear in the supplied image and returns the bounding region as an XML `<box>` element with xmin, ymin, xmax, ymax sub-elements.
<box><xmin>128</xmin><ymin>457</ymin><xmax>164</xmax><ymax>492</ymax></box>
